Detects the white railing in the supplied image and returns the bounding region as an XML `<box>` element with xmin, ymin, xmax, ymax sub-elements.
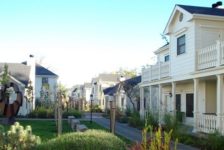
<box><xmin>197</xmin><ymin>40</ymin><xmax>224</xmax><ymax>70</ymax></box>
<box><xmin>221</xmin><ymin>41</ymin><xmax>224</xmax><ymax>64</ymax></box>
<box><xmin>197</xmin><ymin>44</ymin><xmax>217</xmax><ymax>70</ymax></box>
<box><xmin>151</xmin><ymin>65</ymin><xmax>159</xmax><ymax>80</ymax></box>
<box><xmin>141</xmin><ymin>62</ymin><xmax>170</xmax><ymax>82</ymax></box>
<box><xmin>141</xmin><ymin>67</ymin><xmax>151</xmax><ymax>82</ymax></box>
<box><xmin>197</xmin><ymin>113</ymin><xmax>217</xmax><ymax>133</ymax></box>
<box><xmin>160</xmin><ymin>62</ymin><xmax>170</xmax><ymax>78</ymax></box>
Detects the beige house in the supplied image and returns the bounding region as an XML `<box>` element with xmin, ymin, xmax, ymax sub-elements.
<box><xmin>140</xmin><ymin>4</ymin><xmax>224</xmax><ymax>134</ymax></box>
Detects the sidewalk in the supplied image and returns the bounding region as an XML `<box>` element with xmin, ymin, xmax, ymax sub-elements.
<box><xmin>84</xmin><ymin>113</ymin><xmax>199</xmax><ymax>150</ymax></box>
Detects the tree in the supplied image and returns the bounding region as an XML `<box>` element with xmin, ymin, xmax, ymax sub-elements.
<box><xmin>0</xmin><ymin>64</ymin><xmax>10</xmax><ymax>85</ymax></box>
<box><xmin>121</xmin><ymin>78</ymin><xmax>140</xmax><ymax>112</ymax></box>
<box><xmin>117</xmin><ymin>68</ymin><xmax>137</xmax><ymax>78</ymax></box>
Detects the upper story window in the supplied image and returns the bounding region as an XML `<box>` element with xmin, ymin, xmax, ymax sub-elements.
<box><xmin>164</xmin><ymin>55</ymin><xmax>170</xmax><ymax>62</ymax></box>
<box><xmin>42</xmin><ymin>77</ymin><xmax>48</xmax><ymax>84</ymax></box>
<box><xmin>177</xmin><ymin>35</ymin><xmax>186</xmax><ymax>55</ymax></box>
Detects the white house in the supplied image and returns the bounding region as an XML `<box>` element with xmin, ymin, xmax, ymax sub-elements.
<box><xmin>70</xmin><ymin>83</ymin><xmax>91</xmax><ymax>110</ymax></box>
<box><xmin>0</xmin><ymin>55</ymin><xmax>58</xmax><ymax>116</ymax></box>
<box><xmin>91</xmin><ymin>73</ymin><xmax>124</xmax><ymax>110</ymax></box>
<box><xmin>140</xmin><ymin>4</ymin><xmax>224</xmax><ymax>134</ymax></box>
<box><xmin>104</xmin><ymin>76</ymin><xmax>141</xmax><ymax>112</ymax></box>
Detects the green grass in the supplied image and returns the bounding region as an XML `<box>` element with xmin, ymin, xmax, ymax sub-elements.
<box><xmin>2</xmin><ymin>120</ymin><xmax>72</xmax><ymax>142</ymax></box>
<box><xmin>1</xmin><ymin>119</ymin><xmax>131</xmax><ymax>145</ymax></box>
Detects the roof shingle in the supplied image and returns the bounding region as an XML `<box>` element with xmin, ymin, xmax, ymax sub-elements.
<box><xmin>178</xmin><ymin>5</ymin><xmax>224</xmax><ymax>17</ymax></box>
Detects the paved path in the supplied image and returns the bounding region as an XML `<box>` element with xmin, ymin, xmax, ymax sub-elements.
<box><xmin>84</xmin><ymin>113</ymin><xmax>199</xmax><ymax>150</ymax></box>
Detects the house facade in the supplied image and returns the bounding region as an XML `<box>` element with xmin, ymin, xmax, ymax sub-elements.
<box><xmin>104</xmin><ymin>76</ymin><xmax>141</xmax><ymax>112</ymax></box>
<box><xmin>91</xmin><ymin>73</ymin><xmax>125</xmax><ymax>110</ymax></box>
<box><xmin>0</xmin><ymin>55</ymin><xmax>58</xmax><ymax>116</ymax></box>
<box><xmin>140</xmin><ymin>4</ymin><xmax>224</xmax><ymax>134</ymax></box>
<box><xmin>70</xmin><ymin>83</ymin><xmax>91</xmax><ymax>110</ymax></box>
<box><xmin>35</xmin><ymin>64</ymin><xmax>58</xmax><ymax>105</ymax></box>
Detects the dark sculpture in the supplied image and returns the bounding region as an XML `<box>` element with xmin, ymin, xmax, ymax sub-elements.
<box><xmin>0</xmin><ymin>82</ymin><xmax>23</xmax><ymax>124</ymax></box>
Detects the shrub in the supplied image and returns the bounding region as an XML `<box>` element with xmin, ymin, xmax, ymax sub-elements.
<box><xmin>62</xmin><ymin>109</ymin><xmax>82</xmax><ymax>118</ymax></box>
<box><xmin>0</xmin><ymin>122</ymin><xmax>41</xmax><ymax>150</ymax></box>
<box><xmin>28</xmin><ymin>107</ymin><xmax>82</xmax><ymax>119</ymax></box>
<box><xmin>145</xmin><ymin>111</ymin><xmax>158</xmax><ymax>127</ymax></box>
<box><xmin>91</xmin><ymin>105</ymin><xmax>102</xmax><ymax>113</ymax></box>
<box><xmin>36</xmin><ymin>130</ymin><xmax>126</xmax><ymax>150</ymax></box>
<box><xmin>206</xmin><ymin>131</ymin><xmax>224</xmax><ymax>150</ymax></box>
<box><xmin>28</xmin><ymin>106</ymin><xmax>54</xmax><ymax>118</ymax></box>
<box><xmin>128</xmin><ymin>111</ymin><xmax>144</xmax><ymax>129</ymax></box>
<box><xmin>125</xmin><ymin>107</ymin><xmax>132</xmax><ymax>117</ymax></box>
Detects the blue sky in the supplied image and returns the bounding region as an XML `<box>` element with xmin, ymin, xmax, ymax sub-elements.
<box><xmin>0</xmin><ymin>0</ymin><xmax>217</xmax><ymax>87</ymax></box>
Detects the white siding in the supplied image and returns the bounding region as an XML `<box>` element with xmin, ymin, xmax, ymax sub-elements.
<box><xmin>35</xmin><ymin>76</ymin><xmax>57</xmax><ymax>101</ymax></box>
<box><xmin>195</xmin><ymin>20</ymin><xmax>224</xmax><ymax>50</ymax></box>
<box><xmin>169</xmin><ymin>13</ymin><xmax>195</xmax><ymax>77</ymax></box>
<box><xmin>157</xmin><ymin>50</ymin><xmax>169</xmax><ymax>62</ymax></box>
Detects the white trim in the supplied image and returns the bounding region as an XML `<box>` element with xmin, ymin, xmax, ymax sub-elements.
<box><xmin>174</xmin><ymin>27</ymin><xmax>188</xmax><ymax>37</ymax></box>
<box><xmin>164</xmin><ymin>5</ymin><xmax>192</xmax><ymax>35</ymax></box>
<box><xmin>192</xmin><ymin>14</ymin><xmax>224</xmax><ymax>21</ymax></box>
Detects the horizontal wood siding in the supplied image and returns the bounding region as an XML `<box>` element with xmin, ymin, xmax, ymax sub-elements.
<box><xmin>170</xmin><ymin>22</ymin><xmax>195</xmax><ymax>77</ymax></box>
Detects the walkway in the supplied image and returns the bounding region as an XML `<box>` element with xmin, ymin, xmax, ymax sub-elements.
<box><xmin>84</xmin><ymin>113</ymin><xmax>199</xmax><ymax>150</ymax></box>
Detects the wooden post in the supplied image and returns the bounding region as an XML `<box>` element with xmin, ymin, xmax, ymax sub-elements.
<box><xmin>58</xmin><ymin>92</ymin><xmax>62</xmax><ymax>136</ymax></box>
<box><xmin>111</xmin><ymin>99</ymin><xmax>116</xmax><ymax>134</ymax></box>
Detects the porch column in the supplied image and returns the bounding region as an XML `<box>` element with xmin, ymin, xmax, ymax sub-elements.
<box><xmin>193</xmin><ymin>78</ymin><xmax>199</xmax><ymax>132</ymax></box>
<box><xmin>140</xmin><ymin>87</ymin><xmax>145</xmax><ymax>120</ymax></box>
<box><xmin>171</xmin><ymin>82</ymin><xmax>176</xmax><ymax>115</ymax></box>
<box><xmin>216</xmin><ymin>74</ymin><xmax>223</xmax><ymax>132</ymax></box>
<box><xmin>158</xmin><ymin>84</ymin><xmax>162</xmax><ymax>125</ymax></box>
<box><xmin>150</xmin><ymin>86</ymin><xmax>153</xmax><ymax>111</ymax></box>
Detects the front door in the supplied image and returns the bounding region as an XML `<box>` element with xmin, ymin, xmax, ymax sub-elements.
<box><xmin>186</xmin><ymin>94</ymin><xmax>194</xmax><ymax>117</ymax></box>
<box><xmin>176</xmin><ymin>94</ymin><xmax>181</xmax><ymax>112</ymax></box>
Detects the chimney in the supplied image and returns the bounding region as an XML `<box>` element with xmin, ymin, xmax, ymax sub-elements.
<box><xmin>212</xmin><ymin>1</ymin><xmax>222</xmax><ymax>8</ymax></box>
<box><xmin>27</xmin><ymin>54</ymin><xmax>36</xmax><ymax>110</ymax></box>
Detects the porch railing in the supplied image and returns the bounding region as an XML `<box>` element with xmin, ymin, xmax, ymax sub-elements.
<box><xmin>141</xmin><ymin>61</ymin><xmax>170</xmax><ymax>82</ymax></box>
<box><xmin>197</xmin><ymin>113</ymin><xmax>217</xmax><ymax>133</ymax></box>
<box><xmin>197</xmin><ymin>40</ymin><xmax>224</xmax><ymax>70</ymax></box>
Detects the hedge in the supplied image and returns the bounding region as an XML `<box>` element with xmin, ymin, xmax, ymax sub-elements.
<box><xmin>36</xmin><ymin>130</ymin><xmax>126</xmax><ymax>150</ymax></box>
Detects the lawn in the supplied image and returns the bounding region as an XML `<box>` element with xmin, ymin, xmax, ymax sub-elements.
<box><xmin>2</xmin><ymin>120</ymin><xmax>72</xmax><ymax>142</ymax></box>
<box><xmin>1</xmin><ymin>119</ymin><xmax>131</xmax><ymax>145</ymax></box>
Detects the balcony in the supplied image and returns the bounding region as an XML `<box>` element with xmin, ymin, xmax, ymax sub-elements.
<box><xmin>142</xmin><ymin>61</ymin><xmax>170</xmax><ymax>82</ymax></box>
<box><xmin>197</xmin><ymin>40</ymin><xmax>224</xmax><ymax>70</ymax></box>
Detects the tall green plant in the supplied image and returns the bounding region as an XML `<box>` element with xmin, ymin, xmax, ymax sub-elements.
<box><xmin>0</xmin><ymin>64</ymin><xmax>10</xmax><ymax>85</ymax></box>
<box><xmin>131</xmin><ymin>125</ymin><xmax>178</xmax><ymax>150</ymax></box>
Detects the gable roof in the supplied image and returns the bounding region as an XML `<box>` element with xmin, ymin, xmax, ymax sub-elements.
<box><xmin>36</xmin><ymin>64</ymin><xmax>58</xmax><ymax>77</ymax></box>
<box><xmin>0</xmin><ymin>63</ymin><xmax>30</xmax><ymax>86</ymax></box>
<box><xmin>103</xmin><ymin>76</ymin><xmax>141</xmax><ymax>96</ymax></box>
<box><xmin>178</xmin><ymin>5</ymin><xmax>224</xmax><ymax>17</ymax></box>
<box><xmin>164</xmin><ymin>4</ymin><xmax>224</xmax><ymax>35</ymax></box>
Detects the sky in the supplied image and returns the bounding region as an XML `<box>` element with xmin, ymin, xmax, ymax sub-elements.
<box><xmin>0</xmin><ymin>0</ymin><xmax>217</xmax><ymax>87</ymax></box>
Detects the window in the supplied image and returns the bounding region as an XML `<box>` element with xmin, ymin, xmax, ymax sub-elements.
<box><xmin>42</xmin><ymin>77</ymin><xmax>48</xmax><ymax>84</ymax></box>
<box><xmin>177</xmin><ymin>35</ymin><xmax>186</xmax><ymax>55</ymax></box>
<box><xmin>164</xmin><ymin>55</ymin><xmax>169</xmax><ymax>62</ymax></box>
